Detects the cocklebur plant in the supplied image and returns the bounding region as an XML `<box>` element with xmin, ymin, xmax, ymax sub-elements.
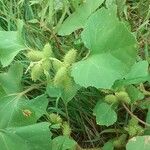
<box><xmin>0</xmin><ymin>0</ymin><xmax>149</xmax><ymax>149</ymax></box>
<box><xmin>104</xmin><ymin>90</ymin><xmax>131</xmax><ymax>105</ymax></box>
<box><xmin>26</xmin><ymin>44</ymin><xmax>78</xmax><ymax>101</ymax></box>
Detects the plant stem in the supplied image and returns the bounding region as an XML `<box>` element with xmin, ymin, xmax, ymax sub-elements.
<box><xmin>122</xmin><ymin>103</ymin><xmax>150</xmax><ymax>127</ymax></box>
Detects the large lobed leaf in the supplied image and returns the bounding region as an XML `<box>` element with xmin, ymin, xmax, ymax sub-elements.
<box><xmin>0</xmin><ymin>63</ymin><xmax>48</xmax><ymax>128</ymax></box>
<box><xmin>0</xmin><ymin>31</ymin><xmax>26</xmax><ymax>67</ymax></box>
<box><xmin>58</xmin><ymin>0</ymin><xmax>104</xmax><ymax>35</ymax></box>
<box><xmin>0</xmin><ymin>63</ymin><xmax>23</xmax><ymax>94</ymax></box>
<box><xmin>51</xmin><ymin>136</ymin><xmax>76</xmax><ymax>150</ymax></box>
<box><xmin>0</xmin><ymin>94</ymin><xmax>48</xmax><ymax>129</ymax></box>
<box><xmin>113</xmin><ymin>60</ymin><xmax>149</xmax><ymax>87</ymax></box>
<box><xmin>0</xmin><ymin>123</ymin><xmax>52</xmax><ymax>150</ymax></box>
<box><xmin>126</xmin><ymin>136</ymin><xmax>150</xmax><ymax>150</ymax></box>
<box><xmin>71</xmin><ymin>7</ymin><xmax>137</xmax><ymax>89</ymax></box>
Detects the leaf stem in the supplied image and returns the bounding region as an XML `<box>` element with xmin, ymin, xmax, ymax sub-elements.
<box><xmin>122</xmin><ymin>103</ymin><xmax>150</xmax><ymax>127</ymax></box>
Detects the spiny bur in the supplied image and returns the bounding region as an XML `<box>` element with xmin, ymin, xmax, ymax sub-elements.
<box><xmin>43</xmin><ymin>43</ymin><xmax>53</xmax><ymax>59</ymax></box>
<box><xmin>52</xmin><ymin>59</ymin><xmax>63</xmax><ymax>71</ymax></box>
<box><xmin>62</xmin><ymin>122</ymin><xmax>71</xmax><ymax>136</ymax></box>
<box><xmin>31</xmin><ymin>63</ymin><xmax>43</xmax><ymax>81</ymax></box>
<box><xmin>53</xmin><ymin>66</ymin><xmax>68</xmax><ymax>87</ymax></box>
<box><xmin>49</xmin><ymin>113</ymin><xmax>62</xmax><ymax>124</ymax></box>
<box><xmin>42</xmin><ymin>59</ymin><xmax>51</xmax><ymax>71</ymax></box>
<box><xmin>104</xmin><ymin>94</ymin><xmax>118</xmax><ymax>104</ymax></box>
<box><xmin>115</xmin><ymin>91</ymin><xmax>131</xmax><ymax>104</ymax></box>
<box><xmin>125</xmin><ymin>118</ymin><xmax>144</xmax><ymax>137</ymax></box>
<box><xmin>63</xmin><ymin>49</ymin><xmax>77</xmax><ymax>65</ymax></box>
<box><xmin>27</xmin><ymin>50</ymin><xmax>44</xmax><ymax>62</ymax></box>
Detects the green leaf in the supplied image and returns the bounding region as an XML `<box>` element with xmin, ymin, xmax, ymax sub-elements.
<box><xmin>28</xmin><ymin>94</ymin><xmax>49</xmax><ymax>121</ymax></box>
<box><xmin>71</xmin><ymin>7</ymin><xmax>137</xmax><ymax>89</ymax></box>
<box><xmin>126</xmin><ymin>136</ymin><xmax>150</xmax><ymax>150</ymax></box>
<box><xmin>0</xmin><ymin>94</ymin><xmax>48</xmax><ymax>128</ymax></box>
<box><xmin>46</xmin><ymin>85</ymin><xmax>62</xmax><ymax>98</ymax></box>
<box><xmin>102</xmin><ymin>140</ymin><xmax>114</xmax><ymax>150</ymax></box>
<box><xmin>125</xmin><ymin>60</ymin><xmax>149</xmax><ymax>81</ymax></box>
<box><xmin>58</xmin><ymin>0</ymin><xmax>104</xmax><ymax>35</ymax></box>
<box><xmin>0</xmin><ymin>62</ymin><xmax>23</xmax><ymax>94</ymax></box>
<box><xmin>0</xmin><ymin>122</ymin><xmax>52</xmax><ymax>150</ymax></box>
<box><xmin>46</xmin><ymin>83</ymin><xmax>79</xmax><ymax>103</ymax></box>
<box><xmin>123</xmin><ymin>60</ymin><xmax>150</xmax><ymax>84</ymax></box>
<box><xmin>126</xmin><ymin>85</ymin><xmax>144</xmax><ymax>103</ymax></box>
<box><xmin>61</xmin><ymin>83</ymin><xmax>80</xmax><ymax>103</ymax></box>
<box><xmin>0</xmin><ymin>85</ymin><xmax>6</xmax><ymax>97</ymax></box>
<box><xmin>106</xmin><ymin>0</ymin><xmax>116</xmax><ymax>7</ymax></box>
<box><xmin>52</xmin><ymin>136</ymin><xmax>76</xmax><ymax>150</ymax></box>
<box><xmin>0</xmin><ymin>63</ymin><xmax>48</xmax><ymax>128</ymax></box>
<box><xmin>0</xmin><ymin>31</ymin><xmax>26</xmax><ymax>67</ymax></box>
<box><xmin>93</xmin><ymin>102</ymin><xmax>117</xmax><ymax>126</ymax></box>
<box><xmin>113</xmin><ymin>61</ymin><xmax>149</xmax><ymax>88</ymax></box>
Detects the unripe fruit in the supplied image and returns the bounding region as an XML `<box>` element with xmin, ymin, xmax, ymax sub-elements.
<box><xmin>42</xmin><ymin>59</ymin><xmax>51</xmax><ymax>71</ymax></box>
<box><xmin>43</xmin><ymin>43</ymin><xmax>53</xmax><ymax>58</ymax></box>
<box><xmin>52</xmin><ymin>59</ymin><xmax>63</xmax><ymax>71</ymax></box>
<box><xmin>115</xmin><ymin>91</ymin><xmax>131</xmax><ymax>104</ymax></box>
<box><xmin>125</xmin><ymin>118</ymin><xmax>144</xmax><ymax>137</ymax></box>
<box><xmin>136</xmin><ymin>126</ymin><xmax>144</xmax><ymax>135</ymax></box>
<box><xmin>63</xmin><ymin>76</ymin><xmax>73</xmax><ymax>91</ymax></box>
<box><xmin>62</xmin><ymin>122</ymin><xmax>71</xmax><ymax>136</ymax></box>
<box><xmin>63</xmin><ymin>49</ymin><xmax>77</xmax><ymax>65</ymax></box>
<box><xmin>27</xmin><ymin>50</ymin><xmax>44</xmax><ymax>61</ymax></box>
<box><xmin>104</xmin><ymin>94</ymin><xmax>118</xmax><ymax>104</ymax></box>
<box><xmin>53</xmin><ymin>66</ymin><xmax>68</xmax><ymax>87</ymax></box>
<box><xmin>31</xmin><ymin>63</ymin><xmax>43</xmax><ymax>81</ymax></box>
<box><xmin>126</xmin><ymin>126</ymin><xmax>137</xmax><ymax>137</ymax></box>
<box><xmin>129</xmin><ymin>117</ymin><xmax>138</xmax><ymax>126</ymax></box>
<box><xmin>49</xmin><ymin>113</ymin><xmax>62</xmax><ymax>124</ymax></box>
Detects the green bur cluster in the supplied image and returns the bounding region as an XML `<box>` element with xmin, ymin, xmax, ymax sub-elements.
<box><xmin>27</xmin><ymin>43</ymin><xmax>53</xmax><ymax>81</ymax></box>
<box><xmin>27</xmin><ymin>44</ymin><xmax>77</xmax><ymax>90</ymax></box>
<box><xmin>53</xmin><ymin>49</ymin><xmax>77</xmax><ymax>90</ymax></box>
<box><xmin>49</xmin><ymin>113</ymin><xmax>71</xmax><ymax>136</ymax></box>
<box><xmin>125</xmin><ymin>118</ymin><xmax>144</xmax><ymax>137</ymax></box>
<box><xmin>104</xmin><ymin>91</ymin><xmax>131</xmax><ymax>104</ymax></box>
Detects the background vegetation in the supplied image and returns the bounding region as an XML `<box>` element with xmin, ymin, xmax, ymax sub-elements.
<box><xmin>0</xmin><ymin>0</ymin><xmax>149</xmax><ymax>149</ymax></box>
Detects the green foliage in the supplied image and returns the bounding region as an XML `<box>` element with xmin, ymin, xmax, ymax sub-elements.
<box><xmin>0</xmin><ymin>31</ymin><xmax>26</xmax><ymax>67</ymax></box>
<box><xmin>102</xmin><ymin>141</ymin><xmax>114</xmax><ymax>150</ymax></box>
<box><xmin>0</xmin><ymin>64</ymin><xmax>48</xmax><ymax>128</ymax></box>
<box><xmin>52</xmin><ymin>136</ymin><xmax>76</xmax><ymax>150</ymax></box>
<box><xmin>0</xmin><ymin>0</ymin><xmax>149</xmax><ymax>149</ymax></box>
<box><xmin>58</xmin><ymin>0</ymin><xmax>104</xmax><ymax>35</ymax></box>
<box><xmin>93</xmin><ymin>102</ymin><xmax>117</xmax><ymax>126</ymax></box>
<box><xmin>126</xmin><ymin>85</ymin><xmax>144</xmax><ymax>103</ymax></box>
<box><xmin>71</xmin><ymin>6</ymin><xmax>137</xmax><ymax>89</ymax></box>
<box><xmin>0</xmin><ymin>123</ymin><xmax>52</xmax><ymax>150</ymax></box>
<box><xmin>0</xmin><ymin>63</ymin><xmax>23</xmax><ymax>94</ymax></box>
<box><xmin>126</xmin><ymin>136</ymin><xmax>150</xmax><ymax>150</ymax></box>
